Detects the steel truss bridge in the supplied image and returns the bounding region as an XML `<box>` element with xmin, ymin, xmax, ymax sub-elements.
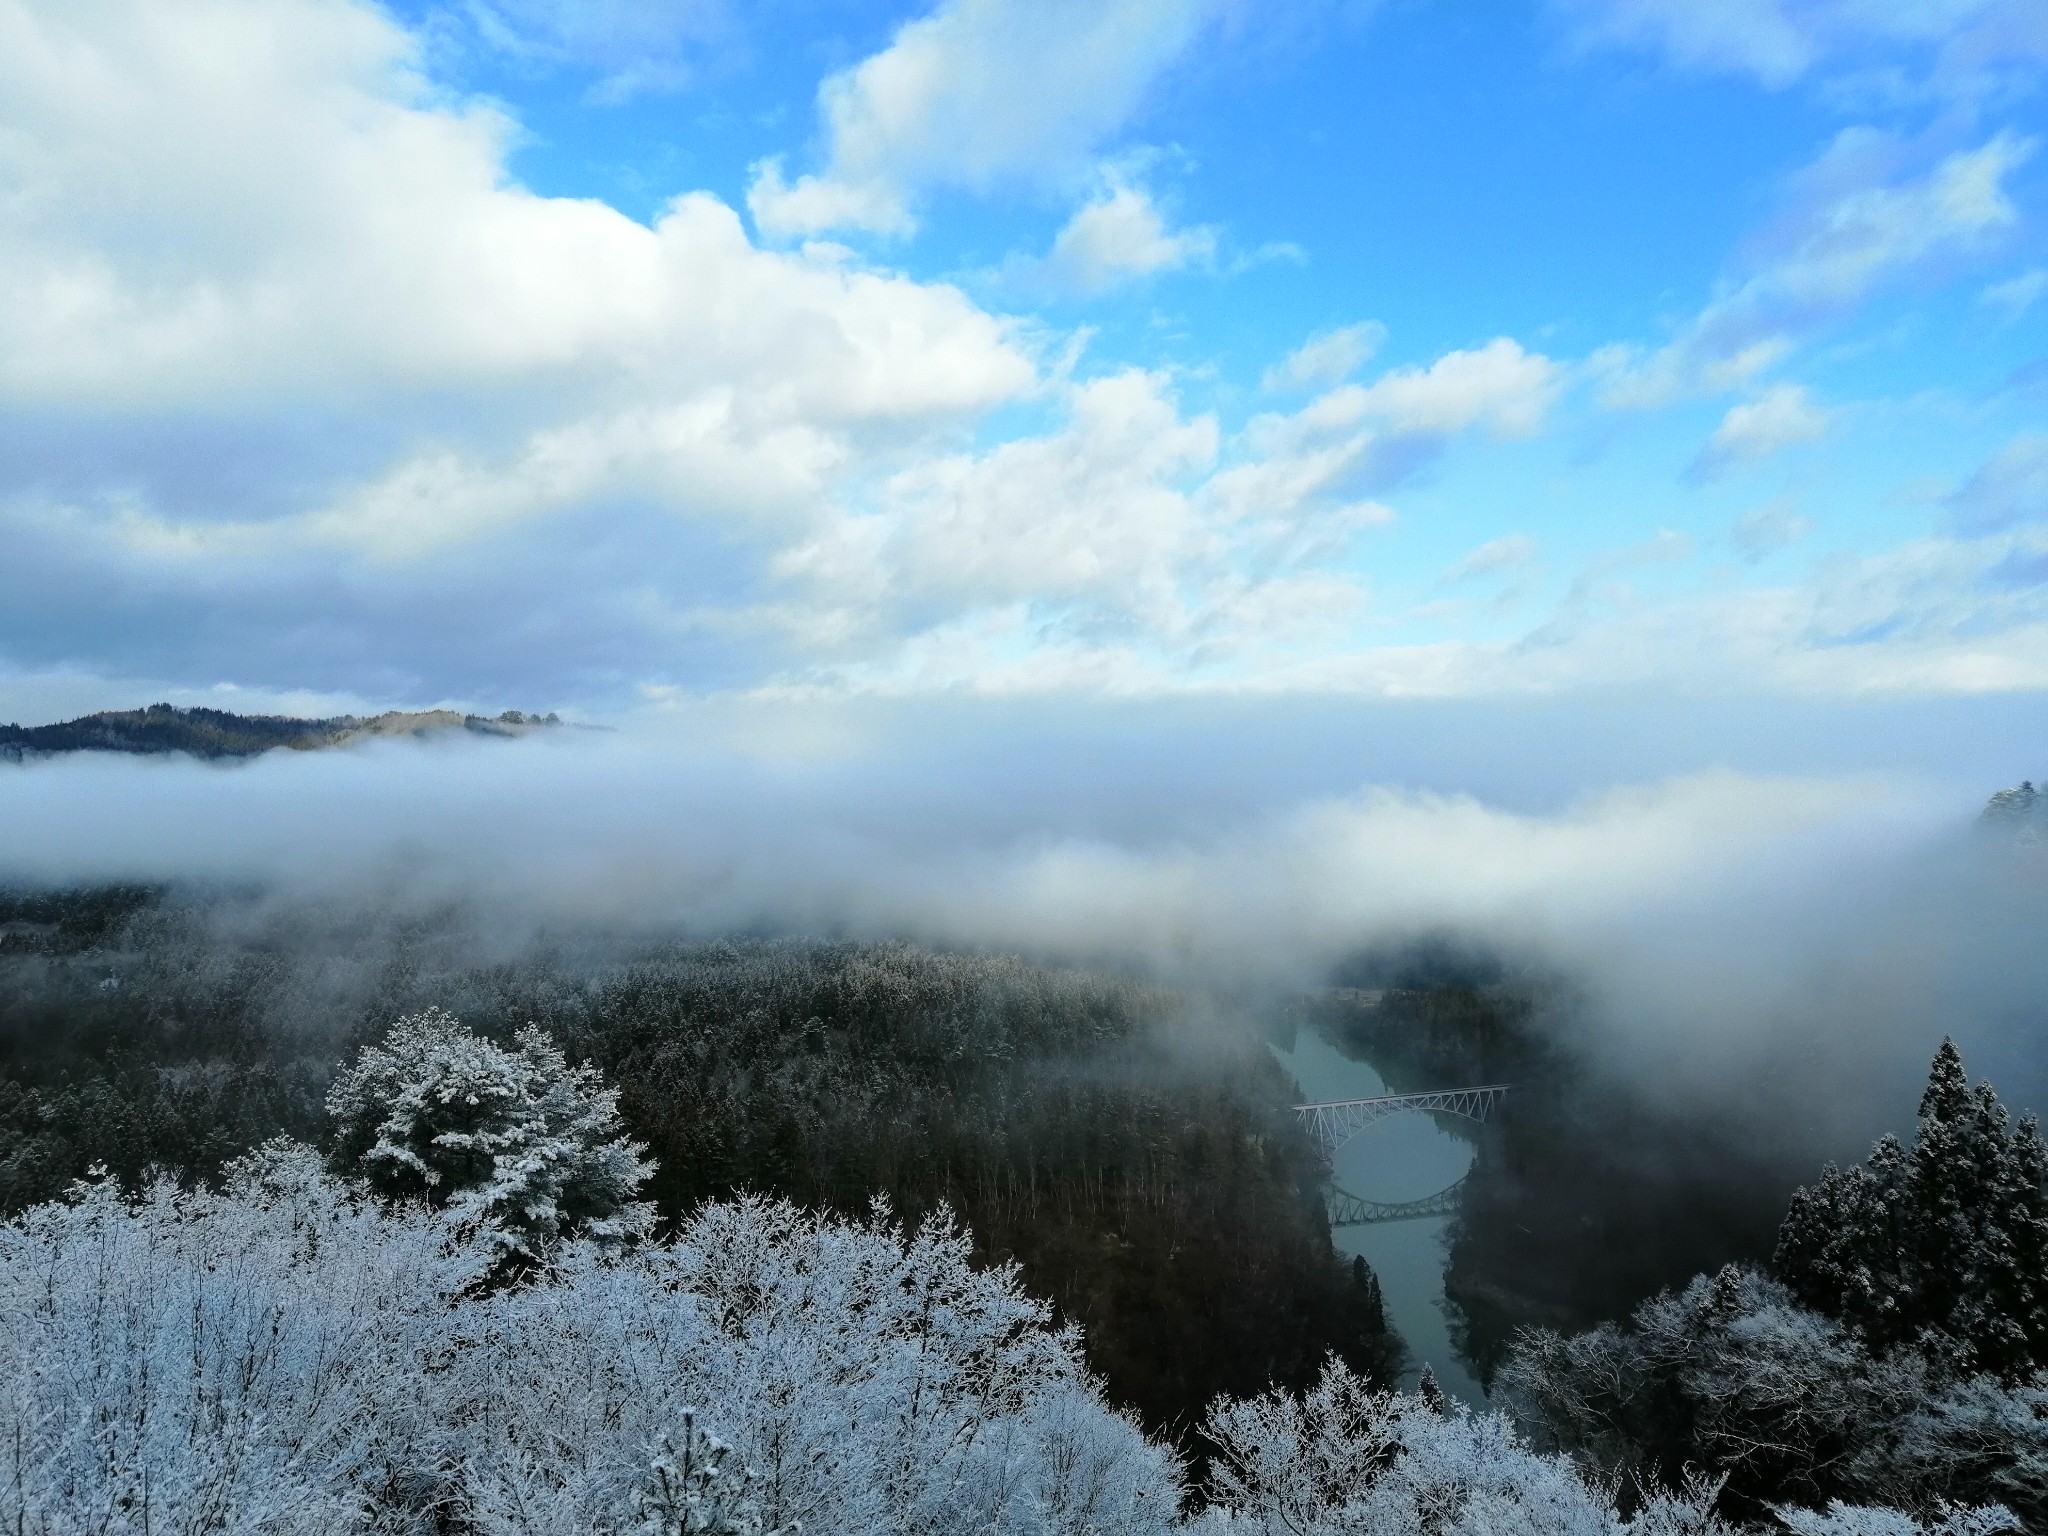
<box><xmin>1291</xmin><ymin>1084</ymin><xmax>1511</xmax><ymax>1155</ymax></box>
<box><xmin>1328</xmin><ymin>1176</ymin><xmax>1468</xmax><ymax>1227</ymax></box>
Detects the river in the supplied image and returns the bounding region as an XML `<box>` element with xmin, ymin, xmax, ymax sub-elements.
<box><xmin>1271</xmin><ymin>1024</ymin><xmax>1486</xmax><ymax>1403</ymax></box>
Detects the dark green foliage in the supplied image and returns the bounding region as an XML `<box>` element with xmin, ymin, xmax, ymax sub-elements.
<box><xmin>1505</xmin><ymin>1045</ymin><xmax>2048</xmax><ymax>1525</ymax></box>
<box><xmin>1308</xmin><ymin>974</ymin><xmax>1549</xmax><ymax>1093</ymax></box>
<box><xmin>0</xmin><ymin>885</ymin><xmax>159</xmax><ymax>952</ymax></box>
<box><xmin>0</xmin><ymin>889</ymin><xmax>1400</xmax><ymax>1444</ymax></box>
<box><xmin>1775</xmin><ymin>1039</ymin><xmax>2048</xmax><ymax>1381</ymax></box>
<box><xmin>0</xmin><ymin>1059</ymin><xmax>316</xmax><ymax>1212</ymax></box>
<box><xmin>1444</xmin><ymin>1070</ymin><xmax>1801</xmax><ymax>1381</ymax></box>
<box><xmin>0</xmin><ymin>703</ymin><xmax>339</xmax><ymax>759</ymax></box>
<box><xmin>1504</xmin><ymin>1262</ymin><xmax>2048</xmax><ymax>1525</ymax></box>
<box><xmin>508</xmin><ymin>940</ymin><xmax>1402</xmax><ymax>1434</ymax></box>
<box><xmin>0</xmin><ymin>889</ymin><xmax>332</xmax><ymax>1206</ymax></box>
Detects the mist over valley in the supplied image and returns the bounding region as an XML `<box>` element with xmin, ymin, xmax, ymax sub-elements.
<box><xmin>6</xmin><ymin>0</ymin><xmax>2048</xmax><ymax>1526</ymax></box>
<box><xmin>4</xmin><ymin>698</ymin><xmax>2045</xmax><ymax>1529</ymax></box>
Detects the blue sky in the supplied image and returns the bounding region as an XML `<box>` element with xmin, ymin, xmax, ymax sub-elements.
<box><xmin>0</xmin><ymin>0</ymin><xmax>2044</xmax><ymax>729</ymax></box>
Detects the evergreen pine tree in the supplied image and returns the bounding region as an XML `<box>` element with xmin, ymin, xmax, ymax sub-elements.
<box><xmin>1907</xmin><ymin>1043</ymin><xmax>1984</xmax><ymax>1351</ymax></box>
<box><xmin>634</xmin><ymin>1411</ymin><xmax>794</xmax><ymax>1535</ymax></box>
<box><xmin>1774</xmin><ymin>1136</ymin><xmax>1912</xmax><ymax>1348</ymax></box>
<box><xmin>325</xmin><ymin>1008</ymin><xmax>653</xmax><ymax>1258</ymax></box>
<box><xmin>1352</xmin><ymin>1254</ymin><xmax>1386</xmax><ymax>1335</ymax></box>
<box><xmin>1774</xmin><ymin>1040</ymin><xmax>2048</xmax><ymax>1379</ymax></box>
<box><xmin>1416</xmin><ymin>1364</ymin><xmax>1447</xmax><ymax>1415</ymax></box>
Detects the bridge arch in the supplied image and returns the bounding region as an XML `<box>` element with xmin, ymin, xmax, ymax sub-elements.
<box><xmin>1291</xmin><ymin>1084</ymin><xmax>1510</xmax><ymax>1155</ymax></box>
<box><xmin>1327</xmin><ymin>1175</ymin><xmax>1468</xmax><ymax>1227</ymax></box>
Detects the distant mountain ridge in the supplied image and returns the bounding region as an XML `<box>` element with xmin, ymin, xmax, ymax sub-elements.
<box><xmin>1980</xmin><ymin>778</ymin><xmax>2043</xmax><ymax>844</ymax></box>
<box><xmin>0</xmin><ymin>702</ymin><xmax>560</xmax><ymax>763</ymax></box>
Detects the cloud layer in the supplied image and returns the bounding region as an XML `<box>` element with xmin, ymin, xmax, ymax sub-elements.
<box><xmin>0</xmin><ymin>0</ymin><xmax>2042</xmax><ymax>721</ymax></box>
<box><xmin>747</xmin><ymin>0</ymin><xmax>1221</xmax><ymax>238</ymax></box>
<box><xmin>5</xmin><ymin>722</ymin><xmax>2040</xmax><ymax>1127</ymax></box>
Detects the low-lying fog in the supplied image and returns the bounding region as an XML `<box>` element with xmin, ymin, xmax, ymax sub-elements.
<box><xmin>3</xmin><ymin>692</ymin><xmax>2044</xmax><ymax>1146</ymax></box>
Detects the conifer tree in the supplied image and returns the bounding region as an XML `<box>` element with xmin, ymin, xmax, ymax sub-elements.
<box><xmin>1774</xmin><ymin>1040</ymin><xmax>2048</xmax><ymax>1379</ymax></box>
<box><xmin>326</xmin><ymin>1007</ymin><xmax>654</xmax><ymax>1257</ymax></box>
<box><xmin>634</xmin><ymin>1411</ymin><xmax>795</xmax><ymax>1535</ymax></box>
<box><xmin>1415</xmin><ymin>1365</ymin><xmax>1447</xmax><ymax>1416</ymax></box>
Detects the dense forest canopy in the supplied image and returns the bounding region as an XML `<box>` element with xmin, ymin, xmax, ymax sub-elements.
<box><xmin>0</xmin><ymin>885</ymin><xmax>1395</xmax><ymax>1441</ymax></box>
<box><xmin>2</xmin><ymin>789</ymin><xmax>2042</xmax><ymax>1532</ymax></box>
<box><xmin>5</xmin><ymin>951</ymin><xmax>2032</xmax><ymax>1533</ymax></box>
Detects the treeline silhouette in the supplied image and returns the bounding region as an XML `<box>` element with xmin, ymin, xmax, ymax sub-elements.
<box><xmin>0</xmin><ymin>701</ymin><xmax>560</xmax><ymax>761</ymax></box>
<box><xmin>0</xmin><ymin>886</ymin><xmax>1397</xmax><ymax>1442</ymax></box>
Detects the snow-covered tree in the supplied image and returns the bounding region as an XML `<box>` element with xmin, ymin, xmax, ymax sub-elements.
<box><xmin>2</xmin><ymin>1165</ymin><xmax>1179</xmax><ymax>1535</ymax></box>
<box><xmin>1772</xmin><ymin>1501</ymin><xmax>2019</xmax><ymax>1535</ymax></box>
<box><xmin>326</xmin><ymin>1008</ymin><xmax>653</xmax><ymax>1257</ymax></box>
<box><xmin>1502</xmin><ymin>1262</ymin><xmax>2047</xmax><ymax>1526</ymax></box>
<box><xmin>631</xmin><ymin>1412</ymin><xmax>792</xmax><ymax>1535</ymax></box>
<box><xmin>0</xmin><ymin>1151</ymin><xmax>492</xmax><ymax>1534</ymax></box>
<box><xmin>1417</xmin><ymin>1364</ymin><xmax>1447</xmax><ymax>1416</ymax></box>
<box><xmin>1194</xmin><ymin>1355</ymin><xmax>1736</xmax><ymax>1535</ymax></box>
<box><xmin>456</xmin><ymin>1194</ymin><xmax>1181</xmax><ymax>1535</ymax></box>
<box><xmin>1503</xmin><ymin>1265</ymin><xmax>1914</xmax><ymax>1507</ymax></box>
<box><xmin>1</xmin><ymin>1144</ymin><xmax>2007</xmax><ymax>1536</ymax></box>
<box><xmin>1774</xmin><ymin>1041</ymin><xmax>2048</xmax><ymax>1380</ymax></box>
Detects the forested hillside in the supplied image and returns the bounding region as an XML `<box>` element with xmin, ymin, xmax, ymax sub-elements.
<box><xmin>0</xmin><ymin>886</ymin><xmax>1395</xmax><ymax>1438</ymax></box>
<box><xmin>2</xmin><ymin>992</ymin><xmax>2013</xmax><ymax>1534</ymax></box>
<box><xmin>1983</xmin><ymin>779</ymin><xmax>2046</xmax><ymax>844</ymax></box>
<box><xmin>3</xmin><ymin>848</ymin><xmax>2040</xmax><ymax>1531</ymax></box>
<box><xmin>0</xmin><ymin>701</ymin><xmax>560</xmax><ymax>761</ymax></box>
<box><xmin>1308</xmin><ymin>947</ymin><xmax>1818</xmax><ymax>1373</ymax></box>
<box><xmin>1504</xmin><ymin>1040</ymin><xmax>2048</xmax><ymax>1524</ymax></box>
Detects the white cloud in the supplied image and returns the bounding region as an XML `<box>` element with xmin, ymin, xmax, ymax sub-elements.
<box><xmin>0</xmin><ymin>0</ymin><xmax>1060</xmax><ymax>707</ymax></box>
<box><xmin>1981</xmin><ymin>267</ymin><xmax>2048</xmax><ymax>321</ymax></box>
<box><xmin>1444</xmin><ymin>534</ymin><xmax>1538</xmax><ymax>584</ymax></box>
<box><xmin>1555</xmin><ymin>0</ymin><xmax>2045</xmax><ymax>94</ymax></box>
<box><xmin>759</xmin><ymin>339</ymin><xmax>1570</xmax><ymax>691</ymax></box>
<box><xmin>1947</xmin><ymin>433</ymin><xmax>2048</xmax><ymax>536</ymax></box>
<box><xmin>765</xmin><ymin>547</ymin><xmax>2048</xmax><ymax>702</ymax></box>
<box><xmin>0</xmin><ymin>0</ymin><xmax>1580</xmax><ymax>713</ymax></box>
<box><xmin>1213</xmin><ymin>341</ymin><xmax>1559</xmax><ymax>560</ymax></box>
<box><xmin>0</xmin><ymin>0</ymin><xmax>1036</xmax><ymax>498</ymax></box>
<box><xmin>784</xmin><ymin>370</ymin><xmax>1218</xmax><ymax>619</ymax></box>
<box><xmin>1728</xmin><ymin>500</ymin><xmax>1814</xmax><ymax>560</ymax></box>
<box><xmin>1562</xmin><ymin>0</ymin><xmax>1818</xmax><ymax>85</ymax></box>
<box><xmin>0</xmin><ymin>1</ymin><xmax>1034</xmax><ymax>420</ymax></box>
<box><xmin>1600</xmin><ymin>131</ymin><xmax>2033</xmax><ymax>407</ymax></box>
<box><xmin>1261</xmin><ymin>323</ymin><xmax>1387</xmax><ymax>393</ymax></box>
<box><xmin>462</xmin><ymin>0</ymin><xmax>731</xmax><ymax>100</ymax></box>
<box><xmin>0</xmin><ymin>728</ymin><xmax>1967</xmax><ymax>1030</ymax></box>
<box><xmin>1037</xmin><ymin>178</ymin><xmax>1217</xmax><ymax>293</ymax></box>
<box><xmin>1696</xmin><ymin>383</ymin><xmax>1832</xmax><ymax>476</ymax></box>
<box><xmin>1294</xmin><ymin>338</ymin><xmax>1563</xmax><ymax>439</ymax></box>
<box><xmin>1757</xmin><ymin>132</ymin><xmax>2030</xmax><ymax>303</ymax></box>
<box><xmin>769</xmin><ymin>485</ymin><xmax>2048</xmax><ymax>703</ymax></box>
<box><xmin>769</xmin><ymin>363</ymin><xmax>1406</xmax><ymax>669</ymax></box>
<box><xmin>746</xmin><ymin>0</ymin><xmax>1222</xmax><ymax>238</ymax></box>
<box><xmin>3</xmin><ymin>0</ymin><xmax>2042</xmax><ymax>716</ymax></box>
